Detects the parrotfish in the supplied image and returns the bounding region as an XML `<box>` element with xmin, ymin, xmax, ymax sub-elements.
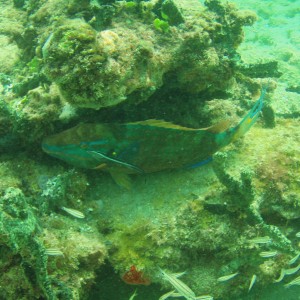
<box><xmin>42</xmin><ymin>89</ymin><xmax>266</xmax><ymax>188</ymax></box>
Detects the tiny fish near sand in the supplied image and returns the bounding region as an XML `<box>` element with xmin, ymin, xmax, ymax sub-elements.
<box><xmin>217</xmin><ymin>272</ymin><xmax>239</xmax><ymax>282</ymax></box>
<box><xmin>248</xmin><ymin>274</ymin><xmax>257</xmax><ymax>292</ymax></box>
<box><xmin>284</xmin><ymin>275</ymin><xmax>300</xmax><ymax>288</ymax></box>
<box><xmin>248</xmin><ymin>236</ymin><xmax>272</xmax><ymax>244</ymax></box>
<box><xmin>288</xmin><ymin>252</ymin><xmax>300</xmax><ymax>265</ymax></box>
<box><xmin>275</xmin><ymin>264</ymin><xmax>300</xmax><ymax>283</ymax></box>
<box><xmin>159</xmin><ymin>268</ymin><xmax>196</xmax><ymax>299</ymax></box>
<box><xmin>259</xmin><ymin>251</ymin><xmax>278</xmax><ymax>258</ymax></box>
<box><xmin>128</xmin><ymin>289</ymin><xmax>137</xmax><ymax>300</ymax></box>
<box><xmin>61</xmin><ymin>206</ymin><xmax>85</xmax><ymax>219</ymax></box>
<box><xmin>45</xmin><ymin>248</ymin><xmax>64</xmax><ymax>256</ymax></box>
<box><xmin>284</xmin><ymin>264</ymin><xmax>300</xmax><ymax>276</ymax></box>
<box><xmin>195</xmin><ymin>296</ymin><xmax>214</xmax><ymax>300</ymax></box>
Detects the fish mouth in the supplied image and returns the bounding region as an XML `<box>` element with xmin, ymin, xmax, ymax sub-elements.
<box><xmin>41</xmin><ymin>143</ymin><xmax>61</xmax><ymax>156</ymax></box>
<box><xmin>41</xmin><ymin>137</ymin><xmax>69</xmax><ymax>155</ymax></box>
<box><xmin>42</xmin><ymin>141</ymin><xmax>74</xmax><ymax>155</ymax></box>
<box><xmin>41</xmin><ymin>140</ymin><xmax>51</xmax><ymax>154</ymax></box>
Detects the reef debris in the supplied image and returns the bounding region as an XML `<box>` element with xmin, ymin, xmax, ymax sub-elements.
<box><xmin>121</xmin><ymin>265</ymin><xmax>151</xmax><ymax>286</ymax></box>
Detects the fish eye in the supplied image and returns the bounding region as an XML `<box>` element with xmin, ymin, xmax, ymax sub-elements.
<box><xmin>107</xmin><ymin>149</ymin><xmax>117</xmax><ymax>157</ymax></box>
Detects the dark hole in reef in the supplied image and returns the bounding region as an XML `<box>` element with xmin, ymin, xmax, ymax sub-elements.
<box><xmin>260</xmin><ymin>210</ymin><xmax>288</xmax><ymax>228</ymax></box>
<box><xmin>74</xmin><ymin>87</ymin><xmax>201</xmax><ymax>126</ymax></box>
<box><xmin>37</xmin><ymin>79</ymin><xmax>233</xmax><ymax>151</ymax></box>
<box><xmin>69</xmin><ymin>83</ymin><xmax>231</xmax><ymax>131</ymax></box>
<box><xmin>88</xmin><ymin>261</ymin><xmax>162</xmax><ymax>300</ymax></box>
<box><xmin>22</xmin><ymin>260</ymin><xmax>37</xmax><ymax>285</ymax></box>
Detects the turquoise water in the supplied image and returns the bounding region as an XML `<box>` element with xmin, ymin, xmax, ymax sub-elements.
<box><xmin>0</xmin><ymin>0</ymin><xmax>300</xmax><ymax>299</ymax></box>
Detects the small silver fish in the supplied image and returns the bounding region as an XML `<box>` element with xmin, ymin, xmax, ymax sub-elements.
<box><xmin>284</xmin><ymin>275</ymin><xmax>300</xmax><ymax>288</ymax></box>
<box><xmin>45</xmin><ymin>248</ymin><xmax>64</xmax><ymax>256</ymax></box>
<box><xmin>288</xmin><ymin>253</ymin><xmax>300</xmax><ymax>265</ymax></box>
<box><xmin>129</xmin><ymin>289</ymin><xmax>138</xmax><ymax>300</ymax></box>
<box><xmin>195</xmin><ymin>296</ymin><xmax>214</xmax><ymax>300</ymax></box>
<box><xmin>42</xmin><ymin>32</ymin><xmax>54</xmax><ymax>59</ymax></box>
<box><xmin>274</xmin><ymin>269</ymin><xmax>285</xmax><ymax>283</ymax></box>
<box><xmin>259</xmin><ymin>251</ymin><xmax>278</xmax><ymax>258</ymax></box>
<box><xmin>159</xmin><ymin>268</ymin><xmax>196</xmax><ymax>299</ymax></box>
<box><xmin>274</xmin><ymin>264</ymin><xmax>300</xmax><ymax>283</ymax></box>
<box><xmin>61</xmin><ymin>206</ymin><xmax>85</xmax><ymax>218</ymax></box>
<box><xmin>248</xmin><ymin>274</ymin><xmax>257</xmax><ymax>292</ymax></box>
<box><xmin>217</xmin><ymin>272</ymin><xmax>239</xmax><ymax>282</ymax></box>
<box><xmin>284</xmin><ymin>264</ymin><xmax>300</xmax><ymax>276</ymax></box>
<box><xmin>248</xmin><ymin>236</ymin><xmax>272</xmax><ymax>244</ymax></box>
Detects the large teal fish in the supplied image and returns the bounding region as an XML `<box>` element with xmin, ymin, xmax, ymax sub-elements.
<box><xmin>42</xmin><ymin>89</ymin><xmax>265</xmax><ymax>188</ymax></box>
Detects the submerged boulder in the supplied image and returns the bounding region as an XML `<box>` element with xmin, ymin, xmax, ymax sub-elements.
<box><xmin>40</xmin><ymin>0</ymin><xmax>257</xmax><ymax>109</ymax></box>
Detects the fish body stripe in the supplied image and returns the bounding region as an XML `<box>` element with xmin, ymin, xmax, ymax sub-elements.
<box><xmin>160</xmin><ymin>269</ymin><xmax>195</xmax><ymax>298</ymax></box>
<box><xmin>61</xmin><ymin>206</ymin><xmax>85</xmax><ymax>218</ymax></box>
<box><xmin>259</xmin><ymin>251</ymin><xmax>278</xmax><ymax>258</ymax></box>
<box><xmin>45</xmin><ymin>248</ymin><xmax>64</xmax><ymax>256</ymax></box>
<box><xmin>248</xmin><ymin>236</ymin><xmax>272</xmax><ymax>244</ymax></box>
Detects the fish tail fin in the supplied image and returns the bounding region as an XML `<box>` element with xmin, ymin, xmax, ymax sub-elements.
<box><xmin>230</xmin><ymin>86</ymin><xmax>266</xmax><ymax>142</ymax></box>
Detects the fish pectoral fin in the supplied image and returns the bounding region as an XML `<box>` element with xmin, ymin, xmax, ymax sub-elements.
<box><xmin>93</xmin><ymin>163</ymin><xmax>107</xmax><ymax>170</ymax></box>
<box><xmin>87</xmin><ymin>150</ymin><xmax>143</xmax><ymax>174</ymax></box>
<box><xmin>109</xmin><ymin>170</ymin><xmax>132</xmax><ymax>190</ymax></box>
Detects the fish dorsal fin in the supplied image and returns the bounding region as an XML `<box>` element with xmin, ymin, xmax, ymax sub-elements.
<box><xmin>206</xmin><ymin>119</ymin><xmax>232</xmax><ymax>133</ymax></box>
<box><xmin>129</xmin><ymin>119</ymin><xmax>197</xmax><ymax>131</ymax></box>
<box><xmin>130</xmin><ymin>119</ymin><xmax>232</xmax><ymax>133</ymax></box>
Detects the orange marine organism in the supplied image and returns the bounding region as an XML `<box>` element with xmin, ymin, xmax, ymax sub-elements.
<box><xmin>121</xmin><ymin>265</ymin><xmax>151</xmax><ymax>286</ymax></box>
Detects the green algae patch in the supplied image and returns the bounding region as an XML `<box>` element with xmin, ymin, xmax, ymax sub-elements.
<box><xmin>42</xmin><ymin>20</ymin><xmax>103</xmax><ymax>109</ymax></box>
<box><xmin>153</xmin><ymin>18</ymin><xmax>169</xmax><ymax>33</ymax></box>
<box><xmin>0</xmin><ymin>188</ymin><xmax>38</xmax><ymax>252</ymax></box>
<box><xmin>0</xmin><ymin>153</ymin><xmax>108</xmax><ymax>299</ymax></box>
<box><xmin>37</xmin><ymin>0</ymin><xmax>259</xmax><ymax>109</ymax></box>
<box><xmin>0</xmin><ymin>187</ymin><xmax>55</xmax><ymax>299</ymax></box>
